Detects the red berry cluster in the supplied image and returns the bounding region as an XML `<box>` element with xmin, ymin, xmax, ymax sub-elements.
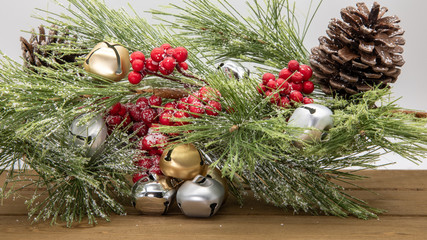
<box><xmin>104</xmin><ymin>95</ymin><xmax>170</xmax><ymax>182</ymax></box>
<box><xmin>157</xmin><ymin>86</ymin><xmax>222</xmax><ymax>128</ymax></box>
<box><xmin>128</xmin><ymin>44</ymin><xmax>189</xmax><ymax>85</ymax></box>
<box><xmin>257</xmin><ymin>60</ymin><xmax>314</xmax><ymax>108</ymax></box>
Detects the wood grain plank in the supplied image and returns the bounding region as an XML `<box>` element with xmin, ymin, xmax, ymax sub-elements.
<box><xmin>1</xmin><ymin>215</ymin><xmax>426</xmax><ymax>240</ymax></box>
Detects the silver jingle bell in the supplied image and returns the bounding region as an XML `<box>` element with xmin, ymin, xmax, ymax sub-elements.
<box><xmin>218</xmin><ymin>60</ymin><xmax>250</xmax><ymax>80</ymax></box>
<box><xmin>288</xmin><ymin>104</ymin><xmax>333</xmax><ymax>142</ymax></box>
<box><xmin>69</xmin><ymin>113</ymin><xmax>107</xmax><ymax>157</ymax></box>
<box><xmin>131</xmin><ymin>174</ymin><xmax>176</xmax><ymax>215</ymax></box>
<box><xmin>177</xmin><ymin>175</ymin><xmax>225</xmax><ymax>218</ymax></box>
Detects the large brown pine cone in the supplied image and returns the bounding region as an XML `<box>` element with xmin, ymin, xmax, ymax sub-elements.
<box><xmin>310</xmin><ymin>2</ymin><xmax>405</xmax><ymax>97</ymax></box>
<box><xmin>20</xmin><ymin>25</ymin><xmax>79</xmax><ymax>69</ymax></box>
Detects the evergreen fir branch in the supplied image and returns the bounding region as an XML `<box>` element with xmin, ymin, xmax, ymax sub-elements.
<box><xmin>151</xmin><ymin>0</ymin><xmax>320</xmax><ymax>69</ymax></box>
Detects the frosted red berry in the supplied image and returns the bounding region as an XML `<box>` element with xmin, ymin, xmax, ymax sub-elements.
<box><xmin>262</xmin><ymin>73</ymin><xmax>275</xmax><ymax>85</ymax></box>
<box><xmin>302</xmin><ymin>81</ymin><xmax>315</xmax><ymax>94</ymax></box>
<box><xmin>161</xmin><ymin>43</ymin><xmax>172</xmax><ymax>51</ymax></box>
<box><xmin>118</xmin><ymin>105</ymin><xmax>127</xmax><ymax>116</ymax></box>
<box><xmin>151</xmin><ymin>47</ymin><xmax>164</xmax><ymax>62</ymax></box>
<box><xmin>106</xmin><ymin>115</ymin><xmax>123</xmax><ymax>126</ymax></box>
<box><xmin>130</xmin><ymin>51</ymin><xmax>145</xmax><ymax>63</ymax></box>
<box><xmin>128</xmin><ymin>71</ymin><xmax>143</xmax><ymax>85</ymax></box>
<box><xmin>163</xmin><ymin>102</ymin><xmax>176</xmax><ymax>112</ymax></box>
<box><xmin>288</xmin><ymin>60</ymin><xmax>300</xmax><ymax>72</ymax></box>
<box><xmin>149</xmin><ymin>165</ymin><xmax>162</xmax><ymax>175</ymax></box>
<box><xmin>189</xmin><ymin>101</ymin><xmax>205</xmax><ymax>118</ymax></box>
<box><xmin>159</xmin><ymin>111</ymin><xmax>173</xmax><ymax>126</ymax></box>
<box><xmin>303</xmin><ymin>97</ymin><xmax>314</xmax><ymax>104</ymax></box>
<box><xmin>129</xmin><ymin>107</ymin><xmax>142</xmax><ymax>122</ymax></box>
<box><xmin>208</xmin><ymin>100</ymin><xmax>221</xmax><ymax>111</ymax></box>
<box><xmin>290</xmin><ymin>82</ymin><xmax>303</xmax><ymax>92</ymax></box>
<box><xmin>136</xmin><ymin>97</ymin><xmax>150</xmax><ymax>110</ymax></box>
<box><xmin>289</xmin><ymin>90</ymin><xmax>304</xmax><ymax>103</ymax></box>
<box><xmin>109</xmin><ymin>102</ymin><xmax>122</xmax><ymax>116</ymax></box>
<box><xmin>149</xmin><ymin>95</ymin><xmax>162</xmax><ymax>107</ymax></box>
<box><xmin>279</xmin><ymin>96</ymin><xmax>290</xmax><ymax>108</ymax></box>
<box><xmin>145</xmin><ymin>58</ymin><xmax>159</xmax><ymax>72</ymax></box>
<box><xmin>177</xmin><ymin>99</ymin><xmax>189</xmax><ymax>110</ymax></box>
<box><xmin>269</xmin><ymin>92</ymin><xmax>281</xmax><ymax>104</ymax></box>
<box><xmin>132</xmin><ymin>172</ymin><xmax>148</xmax><ymax>183</ymax></box>
<box><xmin>278</xmin><ymin>68</ymin><xmax>292</xmax><ymax>80</ymax></box>
<box><xmin>132</xmin><ymin>122</ymin><xmax>148</xmax><ymax>137</ymax></box>
<box><xmin>178</xmin><ymin>62</ymin><xmax>188</xmax><ymax>70</ymax></box>
<box><xmin>266</xmin><ymin>80</ymin><xmax>278</xmax><ymax>90</ymax></box>
<box><xmin>132</xmin><ymin>59</ymin><xmax>145</xmax><ymax>72</ymax></box>
<box><xmin>290</xmin><ymin>71</ymin><xmax>304</xmax><ymax>83</ymax></box>
<box><xmin>135</xmin><ymin>157</ymin><xmax>153</xmax><ymax>170</ymax></box>
<box><xmin>166</xmin><ymin>48</ymin><xmax>175</xmax><ymax>56</ymax></box>
<box><xmin>205</xmin><ymin>106</ymin><xmax>218</xmax><ymax>116</ymax></box>
<box><xmin>173</xmin><ymin>47</ymin><xmax>188</xmax><ymax>62</ymax></box>
<box><xmin>159</xmin><ymin>62</ymin><xmax>174</xmax><ymax>75</ymax></box>
<box><xmin>141</xmin><ymin>108</ymin><xmax>157</xmax><ymax>124</ymax></box>
<box><xmin>257</xmin><ymin>83</ymin><xmax>267</xmax><ymax>95</ymax></box>
<box><xmin>160</xmin><ymin>57</ymin><xmax>176</xmax><ymax>71</ymax></box>
<box><xmin>299</xmin><ymin>64</ymin><xmax>313</xmax><ymax>81</ymax></box>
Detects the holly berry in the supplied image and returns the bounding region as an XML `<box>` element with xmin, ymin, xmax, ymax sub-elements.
<box><xmin>149</xmin><ymin>95</ymin><xmax>162</xmax><ymax>107</ymax></box>
<box><xmin>160</xmin><ymin>43</ymin><xmax>172</xmax><ymax>51</ymax></box>
<box><xmin>276</xmin><ymin>78</ymin><xmax>288</xmax><ymax>89</ymax></box>
<box><xmin>208</xmin><ymin>100</ymin><xmax>222</xmax><ymax>111</ymax></box>
<box><xmin>257</xmin><ymin>83</ymin><xmax>267</xmax><ymax>95</ymax></box>
<box><xmin>278</xmin><ymin>68</ymin><xmax>292</xmax><ymax>81</ymax></box>
<box><xmin>262</xmin><ymin>73</ymin><xmax>275</xmax><ymax>85</ymax></box>
<box><xmin>109</xmin><ymin>102</ymin><xmax>122</xmax><ymax>115</ymax></box>
<box><xmin>288</xmin><ymin>60</ymin><xmax>300</xmax><ymax>72</ymax></box>
<box><xmin>303</xmin><ymin>97</ymin><xmax>314</xmax><ymax>104</ymax></box>
<box><xmin>128</xmin><ymin>71</ymin><xmax>143</xmax><ymax>85</ymax></box>
<box><xmin>135</xmin><ymin>157</ymin><xmax>153</xmax><ymax>170</ymax></box>
<box><xmin>189</xmin><ymin>101</ymin><xmax>205</xmax><ymax>118</ymax></box>
<box><xmin>151</xmin><ymin>47</ymin><xmax>164</xmax><ymax>62</ymax></box>
<box><xmin>163</xmin><ymin>102</ymin><xmax>176</xmax><ymax>112</ymax></box>
<box><xmin>159</xmin><ymin>111</ymin><xmax>173</xmax><ymax>126</ymax></box>
<box><xmin>266</xmin><ymin>80</ymin><xmax>278</xmax><ymax>90</ymax></box>
<box><xmin>145</xmin><ymin>58</ymin><xmax>159</xmax><ymax>72</ymax></box>
<box><xmin>172</xmin><ymin>47</ymin><xmax>188</xmax><ymax>62</ymax></box>
<box><xmin>132</xmin><ymin>59</ymin><xmax>144</xmax><ymax>72</ymax></box>
<box><xmin>106</xmin><ymin>115</ymin><xmax>122</xmax><ymax>127</ymax></box>
<box><xmin>205</xmin><ymin>106</ymin><xmax>218</xmax><ymax>116</ymax></box>
<box><xmin>136</xmin><ymin>97</ymin><xmax>150</xmax><ymax>110</ymax></box>
<box><xmin>159</xmin><ymin>63</ymin><xmax>174</xmax><ymax>75</ymax></box>
<box><xmin>174</xmin><ymin>111</ymin><xmax>190</xmax><ymax>119</ymax></box>
<box><xmin>302</xmin><ymin>81</ymin><xmax>315</xmax><ymax>94</ymax></box>
<box><xmin>166</xmin><ymin>48</ymin><xmax>175</xmax><ymax>56</ymax></box>
<box><xmin>199</xmin><ymin>86</ymin><xmax>221</xmax><ymax>102</ymax></box>
<box><xmin>130</xmin><ymin>51</ymin><xmax>145</xmax><ymax>63</ymax></box>
<box><xmin>160</xmin><ymin>57</ymin><xmax>176</xmax><ymax>72</ymax></box>
<box><xmin>289</xmin><ymin>90</ymin><xmax>304</xmax><ymax>103</ymax></box>
<box><xmin>290</xmin><ymin>82</ymin><xmax>303</xmax><ymax>92</ymax></box>
<box><xmin>177</xmin><ymin>62</ymin><xmax>187</xmax><ymax>71</ymax></box>
<box><xmin>141</xmin><ymin>108</ymin><xmax>157</xmax><ymax>125</ymax></box>
<box><xmin>118</xmin><ymin>105</ymin><xmax>127</xmax><ymax>116</ymax></box>
<box><xmin>177</xmin><ymin>99</ymin><xmax>189</xmax><ymax>110</ymax></box>
<box><xmin>299</xmin><ymin>65</ymin><xmax>313</xmax><ymax>81</ymax></box>
<box><xmin>290</xmin><ymin>71</ymin><xmax>304</xmax><ymax>83</ymax></box>
<box><xmin>129</xmin><ymin>107</ymin><xmax>142</xmax><ymax>122</ymax></box>
<box><xmin>279</xmin><ymin>96</ymin><xmax>290</xmax><ymax>108</ymax></box>
<box><xmin>132</xmin><ymin>122</ymin><xmax>148</xmax><ymax>137</ymax></box>
<box><xmin>269</xmin><ymin>92</ymin><xmax>281</xmax><ymax>104</ymax></box>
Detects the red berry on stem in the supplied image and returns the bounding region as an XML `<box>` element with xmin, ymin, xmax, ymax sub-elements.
<box><xmin>279</xmin><ymin>96</ymin><xmax>290</xmax><ymax>108</ymax></box>
<box><xmin>187</xmin><ymin>94</ymin><xmax>200</xmax><ymax>104</ymax></box>
<box><xmin>160</xmin><ymin>43</ymin><xmax>172</xmax><ymax>51</ymax></box>
<box><xmin>276</xmin><ymin>78</ymin><xmax>288</xmax><ymax>89</ymax></box>
<box><xmin>174</xmin><ymin>110</ymin><xmax>190</xmax><ymax>119</ymax></box>
<box><xmin>290</xmin><ymin>71</ymin><xmax>304</xmax><ymax>83</ymax></box>
<box><xmin>302</xmin><ymin>80</ymin><xmax>315</xmax><ymax>94</ymax></box>
<box><xmin>159</xmin><ymin>61</ymin><xmax>174</xmax><ymax>75</ymax></box>
<box><xmin>205</xmin><ymin>105</ymin><xmax>218</xmax><ymax>116</ymax></box>
<box><xmin>189</xmin><ymin>101</ymin><xmax>205</xmax><ymax>118</ymax></box>
<box><xmin>128</xmin><ymin>71</ymin><xmax>143</xmax><ymax>85</ymax></box>
<box><xmin>288</xmin><ymin>60</ymin><xmax>300</xmax><ymax>72</ymax></box>
<box><xmin>266</xmin><ymin>80</ymin><xmax>278</xmax><ymax>90</ymax></box>
<box><xmin>136</xmin><ymin>97</ymin><xmax>150</xmax><ymax>110</ymax></box>
<box><xmin>299</xmin><ymin>64</ymin><xmax>313</xmax><ymax>81</ymax></box>
<box><xmin>163</xmin><ymin>102</ymin><xmax>176</xmax><ymax>112</ymax></box>
<box><xmin>109</xmin><ymin>102</ymin><xmax>122</xmax><ymax>116</ymax></box>
<box><xmin>106</xmin><ymin>115</ymin><xmax>123</xmax><ymax>127</ymax></box>
<box><xmin>141</xmin><ymin>108</ymin><xmax>157</xmax><ymax>125</ymax></box>
<box><xmin>257</xmin><ymin>83</ymin><xmax>267</xmax><ymax>95</ymax></box>
<box><xmin>132</xmin><ymin>122</ymin><xmax>148</xmax><ymax>137</ymax></box>
<box><xmin>172</xmin><ymin>47</ymin><xmax>188</xmax><ymax>62</ymax></box>
<box><xmin>132</xmin><ymin>59</ymin><xmax>145</xmax><ymax>72</ymax></box>
<box><xmin>262</xmin><ymin>73</ymin><xmax>275</xmax><ymax>85</ymax></box>
<box><xmin>199</xmin><ymin>86</ymin><xmax>221</xmax><ymax>102</ymax></box>
<box><xmin>130</xmin><ymin>51</ymin><xmax>145</xmax><ymax>63</ymax></box>
<box><xmin>161</xmin><ymin>57</ymin><xmax>176</xmax><ymax>71</ymax></box>
<box><xmin>149</xmin><ymin>95</ymin><xmax>162</xmax><ymax>107</ymax></box>
<box><xmin>151</xmin><ymin>47</ymin><xmax>164</xmax><ymax>62</ymax></box>
<box><xmin>177</xmin><ymin>99</ymin><xmax>189</xmax><ymax>110</ymax></box>
<box><xmin>278</xmin><ymin>68</ymin><xmax>292</xmax><ymax>80</ymax></box>
<box><xmin>208</xmin><ymin>100</ymin><xmax>221</xmax><ymax>111</ymax></box>
<box><xmin>135</xmin><ymin>157</ymin><xmax>153</xmax><ymax>170</ymax></box>
<box><xmin>159</xmin><ymin>111</ymin><xmax>174</xmax><ymax>126</ymax></box>
<box><xmin>129</xmin><ymin>108</ymin><xmax>142</xmax><ymax>122</ymax></box>
<box><xmin>123</xmin><ymin>114</ymin><xmax>132</xmax><ymax>127</ymax></box>
<box><xmin>145</xmin><ymin>58</ymin><xmax>159</xmax><ymax>72</ymax></box>
<box><xmin>289</xmin><ymin>90</ymin><xmax>304</xmax><ymax>103</ymax></box>
<box><xmin>303</xmin><ymin>97</ymin><xmax>314</xmax><ymax>104</ymax></box>
<box><xmin>166</xmin><ymin>48</ymin><xmax>175</xmax><ymax>56</ymax></box>
<box><xmin>118</xmin><ymin>105</ymin><xmax>127</xmax><ymax>116</ymax></box>
<box><xmin>178</xmin><ymin>62</ymin><xmax>188</xmax><ymax>70</ymax></box>
<box><xmin>290</xmin><ymin>82</ymin><xmax>303</xmax><ymax>92</ymax></box>
<box><xmin>269</xmin><ymin>92</ymin><xmax>281</xmax><ymax>104</ymax></box>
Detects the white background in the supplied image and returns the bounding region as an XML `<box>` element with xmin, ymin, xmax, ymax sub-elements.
<box><xmin>1</xmin><ymin>0</ymin><xmax>426</xmax><ymax>169</ymax></box>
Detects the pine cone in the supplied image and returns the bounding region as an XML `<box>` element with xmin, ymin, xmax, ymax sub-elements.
<box><xmin>310</xmin><ymin>2</ymin><xmax>405</xmax><ymax>97</ymax></box>
<box><xmin>20</xmin><ymin>25</ymin><xmax>79</xmax><ymax>69</ymax></box>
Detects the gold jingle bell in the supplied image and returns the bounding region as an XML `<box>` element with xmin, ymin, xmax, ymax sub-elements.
<box><xmin>83</xmin><ymin>42</ymin><xmax>130</xmax><ymax>82</ymax></box>
<box><xmin>201</xmin><ymin>165</ymin><xmax>229</xmax><ymax>202</ymax></box>
<box><xmin>159</xmin><ymin>144</ymin><xmax>205</xmax><ymax>180</ymax></box>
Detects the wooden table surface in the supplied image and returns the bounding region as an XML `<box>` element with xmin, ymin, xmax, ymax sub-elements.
<box><xmin>1</xmin><ymin>170</ymin><xmax>426</xmax><ymax>240</ymax></box>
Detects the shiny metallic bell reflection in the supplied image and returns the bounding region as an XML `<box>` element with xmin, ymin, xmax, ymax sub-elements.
<box><xmin>288</xmin><ymin>104</ymin><xmax>333</xmax><ymax>142</ymax></box>
<box><xmin>69</xmin><ymin>114</ymin><xmax>107</xmax><ymax>157</ymax></box>
<box><xmin>83</xmin><ymin>42</ymin><xmax>130</xmax><ymax>82</ymax></box>
<box><xmin>177</xmin><ymin>175</ymin><xmax>225</xmax><ymax>218</ymax></box>
<box><xmin>131</xmin><ymin>174</ymin><xmax>176</xmax><ymax>215</ymax></box>
<box><xmin>219</xmin><ymin>60</ymin><xmax>250</xmax><ymax>80</ymax></box>
<box><xmin>159</xmin><ymin>144</ymin><xmax>205</xmax><ymax>180</ymax></box>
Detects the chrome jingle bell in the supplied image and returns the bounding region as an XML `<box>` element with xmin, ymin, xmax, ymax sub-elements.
<box><xmin>131</xmin><ymin>174</ymin><xmax>176</xmax><ymax>215</ymax></box>
<box><xmin>69</xmin><ymin>113</ymin><xmax>108</xmax><ymax>157</ymax></box>
<box><xmin>218</xmin><ymin>60</ymin><xmax>250</xmax><ymax>80</ymax></box>
<box><xmin>177</xmin><ymin>175</ymin><xmax>225</xmax><ymax>218</ymax></box>
<box><xmin>287</xmin><ymin>103</ymin><xmax>334</xmax><ymax>142</ymax></box>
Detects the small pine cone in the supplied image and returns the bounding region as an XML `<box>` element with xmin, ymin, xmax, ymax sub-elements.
<box><xmin>310</xmin><ymin>2</ymin><xmax>405</xmax><ymax>97</ymax></box>
<box><xmin>20</xmin><ymin>25</ymin><xmax>79</xmax><ymax>69</ymax></box>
